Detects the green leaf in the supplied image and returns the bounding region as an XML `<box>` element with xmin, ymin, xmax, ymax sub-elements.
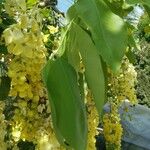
<box><xmin>144</xmin><ymin>5</ymin><xmax>150</xmax><ymax>18</ymax></box>
<box><xmin>0</xmin><ymin>44</ymin><xmax>8</xmax><ymax>54</ymax></box>
<box><xmin>17</xmin><ymin>140</ymin><xmax>35</xmax><ymax>150</ymax></box>
<box><xmin>69</xmin><ymin>22</ymin><xmax>106</xmax><ymax>115</ymax></box>
<box><xmin>42</xmin><ymin>58</ymin><xmax>87</xmax><ymax>150</ymax></box>
<box><xmin>40</xmin><ymin>8</ymin><xmax>51</xmax><ymax>18</ymax></box>
<box><xmin>0</xmin><ymin>0</ymin><xmax>3</xmax><ymax>5</ymax></box>
<box><xmin>58</xmin><ymin>22</ymin><xmax>80</xmax><ymax>71</ymax></box>
<box><xmin>73</xmin><ymin>0</ymin><xmax>127</xmax><ymax>71</ymax></box>
<box><xmin>26</xmin><ymin>0</ymin><xmax>37</xmax><ymax>7</ymax></box>
<box><xmin>57</xmin><ymin>23</ymin><xmax>72</xmax><ymax>57</ymax></box>
<box><xmin>103</xmin><ymin>0</ymin><xmax>133</xmax><ymax>18</ymax></box>
<box><xmin>67</xmin><ymin>5</ymin><xmax>78</xmax><ymax>21</ymax></box>
<box><xmin>0</xmin><ymin>76</ymin><xmax>11</xmax><ymax>100</ymax></box>
<box><xmin>126</xmin><ymin>0</ymin><xmax>150</xmax><ymax>7</ymax></box>
<box><xmin>126</xmin><ymin>23</ymin><xmax>138</xmax><ymax>64</ymax></box>
<box><xmin>126</xmin><ymin>47</ymin><xmax>136</xmax><ymax>64</ymax></box>
<box><xmin>127</xmin><ymin>26</ymin><xmax>137</xmax><ymax>48</ymax></box>
<box><xmin>0</xmin><ymin>0</ymin><xmax>4</xmax><ymax>4</ymax></box>
<box><xmin>65</xmin><ymin>29</ymin><xmax>80</xmax><ymax>71</ymax></box>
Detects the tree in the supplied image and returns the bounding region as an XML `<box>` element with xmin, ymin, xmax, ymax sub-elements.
<box><xmin>0</xmin><ymin>0</ymin><xmax>150</xmax><ymax>150</ymax></box>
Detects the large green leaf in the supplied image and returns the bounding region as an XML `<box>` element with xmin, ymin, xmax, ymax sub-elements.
<box><xmin>57</xmin><ymin>23</ymin><xmax>72</xmax><ymax>57</ymax></box>
<box><xmin>72</xmin><ymin>0</ymin><xmax>127</xmax><ymax>71</ymax></box>
<box><xmin>69</xmin><ymin>22</ymin><xmax>106</xmax><ymax>114</ymax></box>
<box><xmin>65</xmin><ymin>28</ymin><xmax>80</xmax><ymax>72</ymax></box>
<box><xmin>42</xmin><ymin>58</ymin><xmax>87</xmax><ymax>150</ymax></box>
<box><xmin>0</xmin><ymin>76</ymin><xmax>10</xmax><ymax>100</ymax></box>
<box><xmin>126</xmin><ymin>0</ymin><xmax>150</xmax><ymax>7</ymax></box>
<box><xmin>58</xmin><ymin>24</ymin><xmax>80</xmax><ymax>71</ymax></box>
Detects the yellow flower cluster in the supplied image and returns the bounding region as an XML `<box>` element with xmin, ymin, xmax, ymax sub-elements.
<box><xmin>108</xmin><ymin>57</ymin><xmax>137</xmax><ymax>105</ymax></box>
<box><xmin>3</xmin><ymin>10</ymin><xmax>46</xmax><ymax>101</ymax></box>
<box><xmin>86</xmin><ymin>90</ymin><xmax>99</xmax><ymax>150</ymax></box>
<box><xmin>103</xmin><ymin>57</ymin><xmax>137</xmax><ymax>150</ymax></box>
<box><xmin>103</xmin><ymin>111</ymin><xmax>123</xmax><ymax>150</ymax></box>
<box><xmin>4</xmin><ymin>0</ymin><xmax>26</xmax><ymax>16</ymax></box>
<box><xmin>12</xmin><ymin>100</ymin><xmax>62</xmax><ymax>150</ymax></box>
<box><xmin>3</xmin><ymin>0</ymin><xmax>63</xmax><ymax>149</ymax></box>
<box><xmin>48</xmin><ymin>25</ymin><xmax>59</xmax><ymax>34</ymax></box>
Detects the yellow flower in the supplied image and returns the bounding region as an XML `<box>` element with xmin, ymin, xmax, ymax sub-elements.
<box><xmin>103</xmin><ymin>113</ymin><xmax>123</xmax><ymax>150</ymax></box>
<box><xmin>20</xmin><ymin>14</ymin><xmax>28</xmax><ymax>28</ymax></box>
<box><xmin>86</xmin><ymin>90</ymin><xmax>99</xmax><ymax>150</ymax></box>
<box><xmin>48</xmin><ymin>25</ymin><xmax>58</xmax><ymax>34</ymax></box>
<box><xmin>43</xmin><ymin>34</ymin><xmax>49</xmax><ymax>43</ymax></box>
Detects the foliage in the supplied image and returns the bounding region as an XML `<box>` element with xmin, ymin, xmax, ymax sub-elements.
<box><xmin>132</xmin><ymin>12</ymin><xmax>150</xmax><ymax>107</ymax></box>
<box><xmin>0</xmin><ymin>76</ymin><xmax>10</xmax><ymax>100</ymax></box>
<box><xmin>43</xmin><ymin>58</ymin><xmax>87</xmax><ymax>150</ymax></box>
<box><xmin>137</xmin><ymin>13</ymin><xmax>150</xmax><ymax>41</ymax></box>
<box><xmin>68</xmin><ymin>0</ymin><xmax>128</xmax><ymax>72</ymax></box>
<box><xmin>135</xmin><ymin>40</ymin><xmax>150</xmax><ymax>107</ymax></box>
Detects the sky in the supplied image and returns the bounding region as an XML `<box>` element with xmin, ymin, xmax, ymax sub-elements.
<box><xmin>57</xmin><ymin>0</ymin><xmax>73</xmax><ymax>12</ymax></box>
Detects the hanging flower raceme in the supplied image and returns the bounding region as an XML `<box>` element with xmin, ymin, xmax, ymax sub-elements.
<box><xmin>86</xmin><ymin>90</ymin><xmax>99</xmax><ymax>150</ymax></box>
<box><xmin>108</xmin><ymin>57</ymin><xmax>137</xmax><ymax>105</ymax></box>
<box><xmin>103</xmin><ymin>57</ymin><xmax>137</xmax><ymax>150</ymax></box>
<box><xmin>3</xmin><ymin>0</ymin><xmax>63</xmax><ymax>149</ymax></box>
<box><xmin>103</xmin><ymin>104</ymin><xmax>123</xmax><ymax>150</ymax></box>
